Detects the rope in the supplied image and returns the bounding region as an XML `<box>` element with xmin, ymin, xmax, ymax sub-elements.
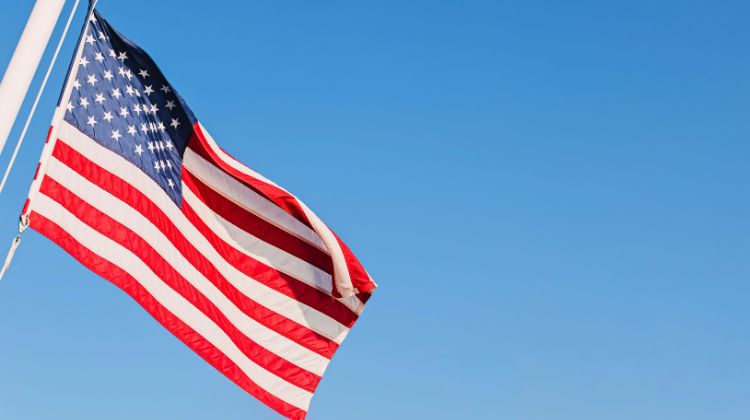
<box><xmin>0</xmin><ymin>235</ymin><xmax>21</xmax><ymax>282</ymax></box>
<box><xmin>0</xmin><ymin>0</ymin><xmax>81</xmax><ymax>195</ymax></box>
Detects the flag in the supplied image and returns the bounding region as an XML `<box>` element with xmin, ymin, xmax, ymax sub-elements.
<box><xmin>21</xmin><ymin>9</ymin><xmax>376</xmax><ymax>419</ymax></box>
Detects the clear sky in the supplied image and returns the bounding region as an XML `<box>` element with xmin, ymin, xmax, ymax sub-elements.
<box><xmin>0</xmin><ymin>1</ymin><xmax>748</xmax><ymax>419</ymax></box>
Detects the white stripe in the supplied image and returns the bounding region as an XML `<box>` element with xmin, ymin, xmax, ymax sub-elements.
<box><xmin>32</xmin><ymin>194</ymin><xmax>313</xmax><ymax>410</ymax></box>
<box><xmin>44</xmin><ymin>157</ymin><xmax>331</xmax><ymax>376</ymax></box>
<box><xmin>183</xmin><ymin>148</ymin><xmax>328</xmax><ymax>254</ymax></box>
<box><xmin>53</xmin><ymin>120</ymin><xmax>352</xmax><ymax>342</ymax></box>
<box><xmin>197</xmin><ymin>124</ymin><xmax>363</xmax><ymax>299</ymax></box>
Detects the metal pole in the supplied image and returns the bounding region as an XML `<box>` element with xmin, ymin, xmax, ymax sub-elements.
<box><xmin>0</xmin><ymin>0</ymin><xmax>81</xmax><ymax>195</ymax></box>
<box><xmin>23</xmin><ymin>0</ymin><xmax>97</xmax><ymax>221</ymax></box>
<box><xmin>1</xmin><ymin>0</ymin><xmax>93</xmax><ymax>282</ymax></box>
<box><xmin>0</xmin><ymin>0</ymin><xmax>66</xmax><ymax>157</ymax></box>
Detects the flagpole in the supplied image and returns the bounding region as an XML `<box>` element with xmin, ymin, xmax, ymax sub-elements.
<box><xmin>23</xmin><ymin>0</ymin><xmax>98</xmax><ymax>221</ymax></box>
<box><xmin>1</xmin><ymin>0</ymin><xmax>98</xmax><ymax>282</ymax></box>
<box><xmin>0</xmin><ymin>0</ymin><xmax>66</xmax><ymax>158</ymax></box>
<box><xmin>0</xmin><ymin>0</ymin><xmax>82</xmax><ymax>195</ymax></box>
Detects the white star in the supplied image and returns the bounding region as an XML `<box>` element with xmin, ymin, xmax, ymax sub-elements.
<box><xmin>79</xmin><ymin>56</ymin><xmax>90</xmax><ymax>68</ymax></box>
<box><xmin>86</xmin><ymin>116</ymin><xmax>97</xmax><ymax>127</ymax></box>
<box><xmin>72</xmin><ymin>79</ymin><xmax>81</xmax><ymax>89</ymax></box>
<box><xmin>157</xmin><ymin>122</ymin><xmax>166</xmax><ymax>132</ymax></box>
<box><xmin>134</xmin><ymin>144</ymin><xmax>144</xmax><ymax>156</ymax></box>
<box><xmin>154</xmin><ymin>160</ymin><xmax>161</xmax><ymax>171</ymax></box>
<box><xmin>98</xmin><ymin>31</ymin><xmax>107</xmax><ymax>40</ymax></box>
<box><xmin>160</xmin><ymin>161</ymin><xmax>167</xmax><ymax>170</ymax></box>
<box><xmin>133</xmin><ymin>104</ymin><xmax>143</xmax><ymax>115</ymax></box>
<box><xmin>119</xmin><ymin>107</ymin><xmax>130</xmax><ymax>118</ymax></box>
<box><xmin>149</xmin><ymin>122</ymin><xmax>157</xmax><ymax>132</ymax></box>
<box><xmin>103</xmin><ymin>70</ymin><xmax>114</xmax><ymax>81</ymax></box>
<box><xmin>141</xmin><ymin>123</ymin><xmax>150</xmax><ymax>134</ymax></box>
<box><xmin>109</xmin><ymin>49</ymin><xmax>117</xmax><ymax>58</ymax></box>
<box><xmin>166</xmin><ymin>160</ymin><xmax>173</xmax><ymax>169</ymax></box>
<box><xmin>158</xmin><ymin>141</ymin><xmax>165</xmax><ymax>151</ymax></box>
<box><xmin>103</xmin><ymin>111</ymin><xmax>114</xmax><ymax>122</ymax></box>
<box><xmin>118</xmin><ymin>67</ymin><xmax>127</xmax><ymax>77</ymax></box>
<box><xmin>143</xmin><ymin>85</ymin><xmax>154</xmax><ymax>95</ymax></box>
<box><xmin>79</xmin><ymin>97</ymin><xmax>89</xmax><ymax>108</ymax></box>
<box><xmin>160</xmin><ymin>84</ymin><xmax>171</xmax><ymax>94</ymax></box>
<box><xmin>94</xmin><ymin>52</ymin><xmax>104</xmax><ymax>63</ymax></box>
<box><xmin>111</xmin><ymin>130</ymin><xmax>122</xmax><ymax>141</ymax></box>
<box><xmin>66</xmin><ymin>101</ymin><xmax>74</xmax><ymax>113</ymax></box>
<box><xmin>165</xmin><ymin>100</ymin><xmax>176</xmax><ymax>111</ymax></box>
<box><xmin>149</xmin><ymin>103</ymin><xmax>159</xmax><ymax>114</ymax></box>
<box><xmin>170</xmin><ymin>118</ymin><xmax>180</xmax><ymax>129</ymax></box>
<box><xmin>111</xmin><ymin>88</ymin><xmax>122</xmax><ymax>99</ymax></box>
<box><xmin>147</xmin><ymin>141</ymin><xmax>155</xmax><ymax>152</ymax></box>
<box><xmin>86</xmin><ymin>74</ymin><xmax>98</xmax><ymax>86</ymax></box>
<box><xmin>94</xmin><ymin>93</ymin><xmax>106</xmax><ymax>104</ymax></box>
<box><xmin>138</xmin><ymin>69</ymin><xmax>150</xmax><ymax>79</ymax></box>
<box><xmin>127</xmin><ymin>125</ymin><xmax>138</xmax><ymax>136</ymax></box>
<box><xmin>125</xmin><ymin>85</ymin><xmax>135</xmax><ymax>96</ymax></box>
<box><xmin>117</xmin><ymin>51</ymin><xmax>128</xmax><ymax>63</ymax></box>
<box><xmin>89</xmin><ymin>15</ymin><xmax>97</xmax><ymax>23</ymax></box>
<box><xmin>124</xmin><ymin>69</ymin><xmax>134</xmax><ymax>81</ymax></box>
<box><xmin>85</xmin><ymin>34</ymin><xmax>95</xmax><ymax>45</ymax></box>
<box><xmin>167</xmin><ymin>179</ymin><xmax>175</xmax><ymax>189</ymax></box>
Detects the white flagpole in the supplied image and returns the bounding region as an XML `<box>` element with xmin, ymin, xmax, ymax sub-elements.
<box><xmin>23</xmin><ymin>0</ymin><xmax>97</xmax><ymax>220</ymax></box>
<box><xmin>0</xmin><ymin>0</ymin><xmax>81</xmax><ymax>195</ymax></box>
<box><xmin>0</xmin><ymin>0</ymin><xmax>66</xmax><ymax>158</ymax></box>
<box><xmin>1</xmin><ymin>0</ymin><xmax>95</xmax><ymax>282</ymax></box>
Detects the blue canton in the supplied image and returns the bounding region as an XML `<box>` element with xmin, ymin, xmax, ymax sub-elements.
<box><xmin>65</xmin><ymin>10</ymin><xmax>196</xmax><ymax>205</ymax></box>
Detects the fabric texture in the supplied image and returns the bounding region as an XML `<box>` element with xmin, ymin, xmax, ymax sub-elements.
<box><xmin>23</xmin><ymin>10</ymin><xmax>376</xmax><ymax>419</ymax></box>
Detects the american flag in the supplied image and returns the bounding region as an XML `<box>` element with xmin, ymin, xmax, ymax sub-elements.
<box><xmin>21</xmin><ymin>9</ymin><xmax>376</xmax><ymax>419</ymax></box>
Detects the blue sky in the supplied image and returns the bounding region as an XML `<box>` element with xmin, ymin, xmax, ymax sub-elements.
<box><xmin>0</xmin><ymin>1</ymin><xmax>748</xmax><ymax>419</ymax></box>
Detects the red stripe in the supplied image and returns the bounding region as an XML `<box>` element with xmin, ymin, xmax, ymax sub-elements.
<box><xmin>357</xmin><ymin>291</ymin><xmax>372</xmax><ymax>304</ymax></box>
<box><xmin>183</xmin><ymin>168</ymin><xmax>333</xmax><ymax>274</ymax></box>
<box><xmin>189</xmin><ymin>125</ymin><xmax>376</xmax><ymax>297</ymax></box>
<box><xmin>21</xmin><ymin>126</ymin><xmax>53</xmax><ymax>218</ymax></box>
<box><xmin>29</xmin><ymin>211</ymin><xmax>308</xmax><ymax>420</ymax></box>
<box><xmin>21</xmin><ymin>198</ymin><xmax>30</xmax><ymax>216</ymax></box>
<box><xmin>51</xmin><ymin>139</ymin><xmax>345</xmax><ymax>357</ymax></box>
<box><xmin>39</xmin><ymin>175</ymin><xmax>321</xmax><ymax>393</ymax></box>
